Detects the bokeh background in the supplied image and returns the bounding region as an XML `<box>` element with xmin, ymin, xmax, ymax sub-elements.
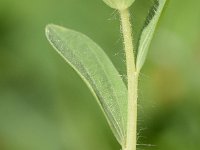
<box><xmin>0</xmin><ymin>0</ymin><xmax>200</xmax><ymax>150</ymax></box>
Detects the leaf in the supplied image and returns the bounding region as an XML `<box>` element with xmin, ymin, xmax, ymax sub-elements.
<box><xmin>136</xmin><ymin>0</ymin><xmax>167</xmax><ymax>72</ymax></box>
<box><xmin>45</xmin><ymin>24</ymin><xmax>127</xmax><ymax>145</ymax></box>
<box><xmin>102</xmin><ymin>0</ymin><xmax>135</xmax><ymax>10</ymax></box>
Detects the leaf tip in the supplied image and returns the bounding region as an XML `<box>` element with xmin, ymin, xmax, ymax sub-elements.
<box><xmin>45</xmin><ymin>24</ymin><xmax>55</xmax><ymax>38</ymax></box>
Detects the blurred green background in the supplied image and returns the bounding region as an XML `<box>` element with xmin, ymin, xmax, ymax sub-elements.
<box><xmin>0</xmin><ymin>0</ymin><xmax>200</xmax><ymax>150</ymax></box>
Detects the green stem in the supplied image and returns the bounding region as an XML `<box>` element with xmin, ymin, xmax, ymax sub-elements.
<box><xmin>119</xmin><ymin>9</ymin><xmax>138</xmax><ymax>150</ymax></box>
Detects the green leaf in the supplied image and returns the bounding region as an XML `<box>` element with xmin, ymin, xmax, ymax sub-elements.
<box><xmin>136</xmin><ymin>0</ymin><xmax>167</xmax><ymax>72</ymax></box>
<box><xmin>102</xmin><ymin>0</ymin><xmax>135</xmax><ymax>10</ymax></box>
<box><xmin>45</xmin><ymin>24</ymin><xmax>127</xmax><ymax>145</ymax></box>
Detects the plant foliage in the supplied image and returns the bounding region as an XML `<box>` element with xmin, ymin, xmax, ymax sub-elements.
<box><xmin>136</xmin><ymin>0</ymin><xmax>167</xmax><ymax>72</ymax></box>
<box><xmin>46</xmin><ymin>25</ymin><xmax>128</xmax><ymax>145</ymax></box>
<box><xmin>45</xmin><ymin>0</ymin><xmax>167</xmax><ymax>146</ymax></box>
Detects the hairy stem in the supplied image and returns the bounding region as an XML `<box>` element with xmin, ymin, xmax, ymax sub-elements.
<box><xmin>119</xmin><ymin>9</ymin><xmax>138</xmax><ymax>150</ymax></box>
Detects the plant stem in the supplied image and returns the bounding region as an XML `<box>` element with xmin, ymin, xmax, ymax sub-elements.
<box><xmin>119</xmin><ymin>9</ymin><xmax>138</xmax><ymax>150</ymax></box>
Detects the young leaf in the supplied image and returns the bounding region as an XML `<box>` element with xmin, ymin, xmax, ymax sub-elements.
<box><xmin>45</xmin><ymin>24</ymin><xmax>127</xmax><ymax>145</ymax></box>
<box><xmin>136</xmin><ymin>0</ymin><xmax>167</xmax><ymax>72</ymax></box>
<box><xmin>102</xmin><ymin>0</ymin><xmax>135</xmax><ymax>10</ymax></box>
